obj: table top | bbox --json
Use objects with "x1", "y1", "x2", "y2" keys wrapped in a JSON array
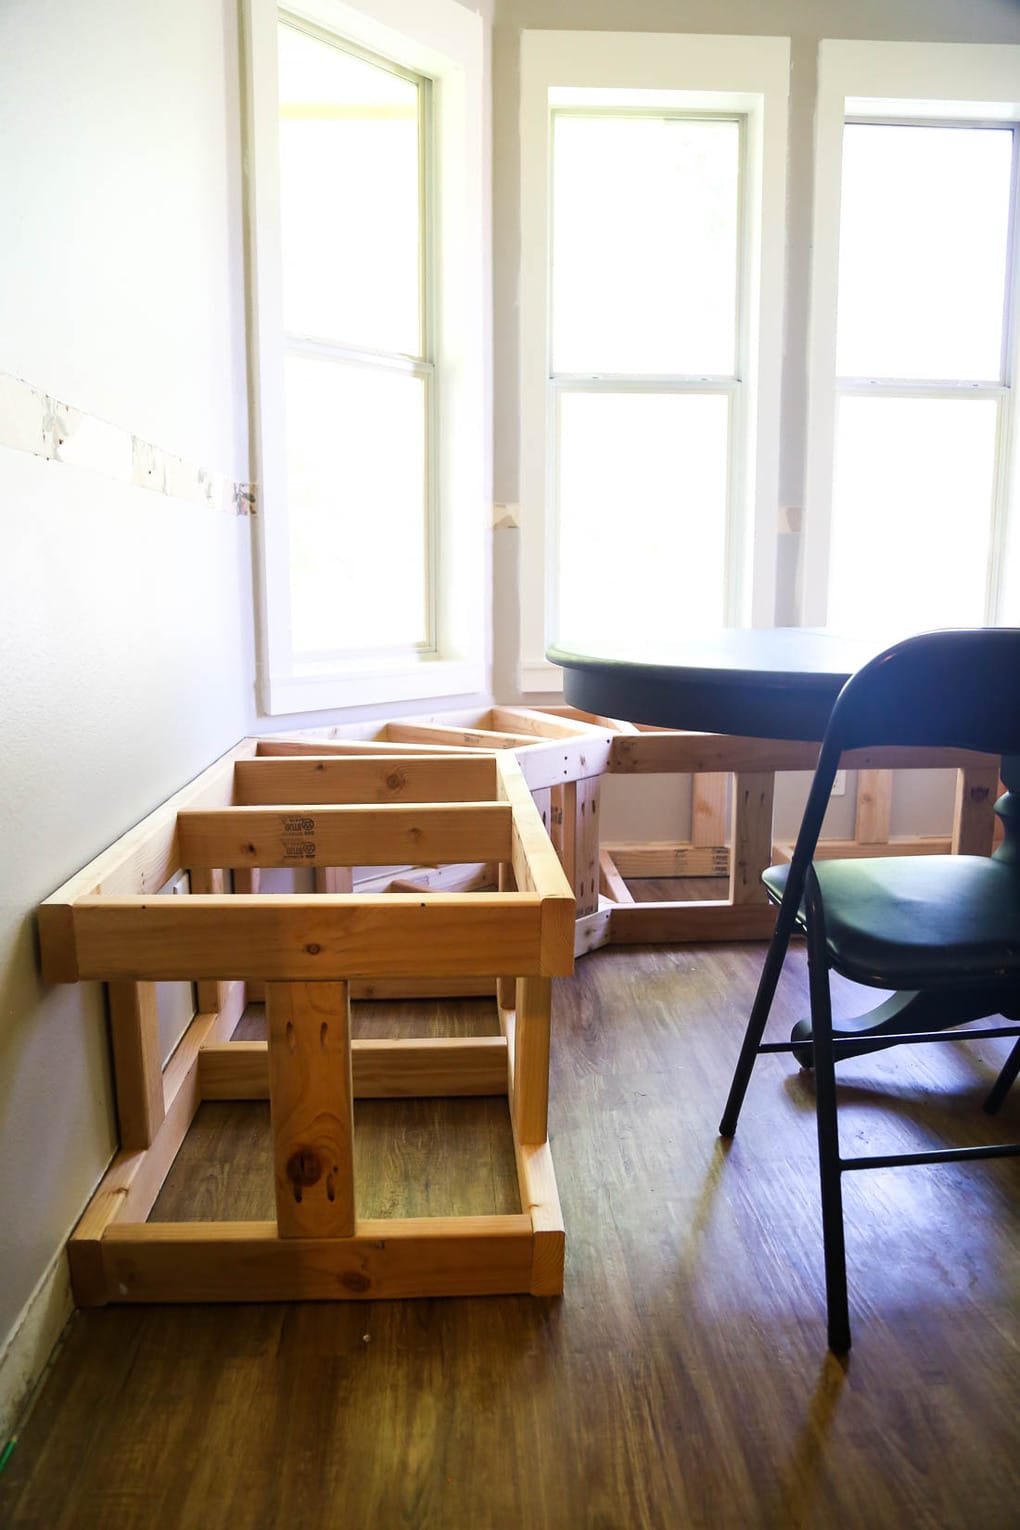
[{"x1": 547, "y1": 628, "x2": 889, "y2": 742}]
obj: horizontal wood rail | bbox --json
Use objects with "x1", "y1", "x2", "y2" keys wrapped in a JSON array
[
  {"x1": 234, "y1": 753, "x2": 499, "y2": 805},
  {"x1": 177, "y1": 802, "x2": 512, "y2": 869}
]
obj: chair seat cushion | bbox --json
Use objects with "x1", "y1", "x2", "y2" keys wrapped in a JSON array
[{"x1": 762, "y1": 855, "x2": 1020, "y2": 989}]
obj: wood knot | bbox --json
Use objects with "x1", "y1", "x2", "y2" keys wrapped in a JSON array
[
  {"x1": 341, "y1": 1271, "x2": 371, "y2": 1293},
  {"x1": 385, "y1": 771, "x2": 405, "y2": 791},
  {"x1": 305, "y1": 942, "x2": 321, "y2": 955},
  {"x1": 286, "y1": 1148, "x2": 322, "y2": 1197}
]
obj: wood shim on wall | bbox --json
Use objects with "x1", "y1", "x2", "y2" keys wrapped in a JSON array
[{"x1": 0, "y1": 370, "x2": 255, "y2": 516}]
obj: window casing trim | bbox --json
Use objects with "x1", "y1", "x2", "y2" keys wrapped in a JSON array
[{"x1": 517, "y1": 31, "x2": 790, "y2": 692}]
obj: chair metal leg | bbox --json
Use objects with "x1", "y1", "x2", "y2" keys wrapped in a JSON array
[
  {"x1": 983, "y1": 1037, "x2": 1020, "y2": 1116},
  {"x1": 719, "y1": 898, "x2": 798, "y2": 1137},
  {"x1": 805, "y1": 867, "x2": 851, "y2": 1353}
]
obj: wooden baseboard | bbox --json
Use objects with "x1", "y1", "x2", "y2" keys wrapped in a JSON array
[{"x1": 0, "y1": 1248, "x2": 74, "y2": 1442}]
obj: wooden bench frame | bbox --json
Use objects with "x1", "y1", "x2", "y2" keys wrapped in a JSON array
[
  {"x1": 39, "y1": 746, "x2": 574, "y2": 1306},
  {"x1": 259, "y1": 709, "x2": 1001, "y2": 960}
]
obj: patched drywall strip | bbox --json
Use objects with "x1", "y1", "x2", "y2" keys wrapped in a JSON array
[{"x1": 0, "y1": 371, "x2": 256, "y2": 515}]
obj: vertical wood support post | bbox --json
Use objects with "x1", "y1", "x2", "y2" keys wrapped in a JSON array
[
  {"x1": 855, "y1": 769, "x2": 893, "y2": 845},
  {"x1": 190, "y1": 868, "x2": 231, "y2": 1013},
  {"x1": 550, "y1": 780, "x2": 599, "y2": 916},
  {"x1": 107, "y1": 980, "x2": 165, "y2": 1149},
  {"x1": 952, "y1": 766, "x2": 1000, "y2": 856},
  {"x1": 572, "y1": 778, "x2": 600, "y2": 917},
  {"x1": 315, "y1": 867, "x2": 354, "y2": 893},
  {"x1": 234, "y1": 871, "x2": 260, "y2": 1006},
  {"x1": 692, "y1": 773, "x2": 729, "y2": 847},
  {"x1": 266, "y1": 981, "x2": 355, "y2": 1238},
  {"x1": 549, "y1": 783, "x2": 576, "y2": 889},
  {"x1": 514, "y1": 976, "x2": 552, "y2": 1145},
  {"x1": 530, "y1": 787, "x2": 552, "y2": 837},
  {"x1": 729, "y1": 772, "x2": 775, "y2": 905},
  {"x1": 497, "y1": 863, "x2": 517, "y2": 1013}
]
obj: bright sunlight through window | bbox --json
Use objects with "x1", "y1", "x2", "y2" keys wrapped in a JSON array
[
  {"x1": 277, "y1": 20, "x2": 431, "y2": 658},
  {"x1": 827, "y1": 122, "x2": 1016, "y2": 634},
  {"x1": 550, "y1": 112, "x2": 743, "y2": 648}
]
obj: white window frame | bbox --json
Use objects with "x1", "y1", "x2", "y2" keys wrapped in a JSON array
[
  {"x1": 518, "y1": 31, "x2": 790, "y2": 693},
  {"x1": 243, "y1": 0, "x2": 488, "y2": 715},
  {"x1": 803, "y1": 41, "x2": 1020, "y2": 629}
]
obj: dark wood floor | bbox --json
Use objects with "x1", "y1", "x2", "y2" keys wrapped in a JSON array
[{"x1": 2, "y1": 937, "x2": 1018, "y2": 1530}]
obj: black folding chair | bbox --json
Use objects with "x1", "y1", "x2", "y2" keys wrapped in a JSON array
[{"x1": 718, "y1": 628, "x2": 1020, "y2": 1351}]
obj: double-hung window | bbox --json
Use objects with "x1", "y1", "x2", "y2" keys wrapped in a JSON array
[
  {"x1": 245, "y1": 0, "x2": 486, "y2": 715},
  {"x1": 518, "y1": 33, "x2": 790, "y2": 690},
  {"x1": 551, "y1": 109, "x2": 743, "y2": 647},
  {"x1": 804, "y1": 42, "x2": 1020, "y2": 634}
]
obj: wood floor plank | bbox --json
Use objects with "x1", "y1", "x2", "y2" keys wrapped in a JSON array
[{"x1": 2, "y1": 947, "x2": 1017, "y2": 1530}]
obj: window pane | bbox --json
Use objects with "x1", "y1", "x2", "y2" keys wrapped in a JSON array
[
  {"x1": 551, "y1": 115, "x2": 740, "y2": 376},
  {"x1": 836, "y1": 125, "x2": 1013, "y2": 382},
  {"x1": 556, "y1": 392, "x2": 730, "y2": 645},
  {"x1": 278, "y1": 24, "x2": 421, "y2": 356},
  {"x1": 285, "y1": 355, "x2": 428, "y2": 654},
  {"x1": 827, "y1": 395, "x2": 998, "y2": 634}
]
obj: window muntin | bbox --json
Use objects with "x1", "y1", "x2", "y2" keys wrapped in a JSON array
[
  {"x1": 825, "y1": 119, "x2": 1017, "y2": 635},
  {"x1": 277, "y1": 16, "x2": 433, "y2": 659},
  {"x1": 549, "y1": 109, "x2": 745, "y2": 647}
]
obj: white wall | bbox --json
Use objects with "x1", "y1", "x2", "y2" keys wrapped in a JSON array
[{"x1": 0, "y1": 0, "x2": 254, "y2": 1430}]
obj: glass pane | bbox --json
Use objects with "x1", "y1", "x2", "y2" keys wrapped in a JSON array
[
  {"x1": 285, "y1": 355, "x2": 428, "y2": 654},
  {"x1": 278, "y1": 24, "x2": 421, "y2": 356},
  {"x1": 556, "y1": 392, "x2": 730, "y2": 645},
  {"x1": 836, "y1": 124, "x2": 1013, "y2": 382},
  {"x1": 551, "y1": 115, "x2": 740, "y2": 376},
  {"x1": 827, "y1": 395, "x2": 999, "y2": 635}
]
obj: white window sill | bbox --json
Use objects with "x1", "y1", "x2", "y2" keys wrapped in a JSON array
[
  {"x1": 262, "y1": 657, "x2": 486, "y2": 716},
  {"x1": 519, "y1": 658, "x2": 564, "y2": 693}
]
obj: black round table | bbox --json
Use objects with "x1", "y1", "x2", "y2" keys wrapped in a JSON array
[{"x1": 547, "y1": 628, "x2": 887, "y2": 743}]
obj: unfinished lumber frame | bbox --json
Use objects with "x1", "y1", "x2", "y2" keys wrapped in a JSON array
[
  {"x1": 596, "y1": 729, "x2": 999, "y2": 950},
  {"x1": 40, "y1": 747, "x2": 574, "y2": 1306},
  {"x1": 264, "y1": 710, "x2": 1000, "y2": 958}
]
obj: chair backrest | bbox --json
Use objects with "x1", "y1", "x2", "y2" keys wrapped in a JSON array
[
  {"x1": 825, "y1": 628, "x2": 1020, "y2": 757},
  {"x1": 785, "y1": 628, "x2": 1020, "y2": 898}
]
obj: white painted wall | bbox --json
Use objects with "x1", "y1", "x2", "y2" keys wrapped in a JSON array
[{"x1": 0, "y1": 0, "x2": 254, "y2": 1430}]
